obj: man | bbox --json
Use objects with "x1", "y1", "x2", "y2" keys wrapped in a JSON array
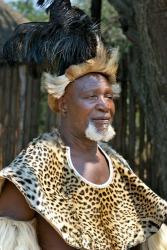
[
  {"x1": 0, "y1": 0, "x2": 167, "y2": 249},
  {"x1": 0, "y1": 74, "x2": 167, "y2": 249}
]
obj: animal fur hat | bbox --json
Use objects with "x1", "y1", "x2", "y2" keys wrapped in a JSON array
[{"x1": 3, "y1": 0, "x2": 120, "y2": 112}]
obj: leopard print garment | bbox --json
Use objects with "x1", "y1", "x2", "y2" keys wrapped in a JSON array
[{"x1": 0, "y1": 129, "x2": 166, "y2": 250}]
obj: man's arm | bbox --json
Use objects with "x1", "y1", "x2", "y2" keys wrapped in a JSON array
[
  {"x1": 36, "y1": 214, "x2": 76, "y2": 250},
  {"x1": 0, "y1": 180, "x2": 35, "y2": 220},
  {"x1": 0, "y1": 180, "x2": 75, "y2": 250},
  {"x1": 0, "y1": 180, "x2": 40, "y2": 250}
]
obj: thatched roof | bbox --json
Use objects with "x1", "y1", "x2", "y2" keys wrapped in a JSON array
[{"x1": 0, "y1": 0, "x2": 29, "y2": 62}]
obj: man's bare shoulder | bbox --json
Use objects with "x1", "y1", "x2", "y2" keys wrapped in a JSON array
[{"x1": 0, "y1": 180, "x2": 35, "y2": 221}]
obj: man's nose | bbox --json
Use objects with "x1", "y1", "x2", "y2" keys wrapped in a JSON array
[{"x1": 96, "y1": 96, "x2": 109, "y2": 112}]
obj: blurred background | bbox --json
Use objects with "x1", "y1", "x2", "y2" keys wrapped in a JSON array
[{"x1": 0, "y1": 0, "x2": 167, "y2": 198}]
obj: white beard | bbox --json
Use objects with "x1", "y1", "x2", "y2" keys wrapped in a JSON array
[{"x1": 85, "y1": 121, "x2": 116, "y2": 142}]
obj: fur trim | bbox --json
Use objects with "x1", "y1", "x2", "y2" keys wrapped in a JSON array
[
  {"x1": 42, "y1": 42, "x2": 119, "y2": 96},
  {"x1": 65, "y1": 42, "x2": 119, "y2": 83},
  {"x1": 0, "y1": 217, "x2": 40, "y2": 250},
  {"x1": 47, "y1": 94, "x2": 59, "y2": 112},
  {"x1": 42, "y1": 73, "x2": 70, "y2": 99}
]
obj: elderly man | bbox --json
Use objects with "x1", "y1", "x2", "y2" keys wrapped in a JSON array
[{"x1": 0, "y1": 0, "x2": 167, "y2": 249}]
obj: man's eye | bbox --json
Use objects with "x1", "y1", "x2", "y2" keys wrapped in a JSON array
[
  {"x1": 89, "y1": 95, "x2": 97, "y2": 99},
  {"x1": 105, "y1": 94, "x2": 114, "y2": 99}
]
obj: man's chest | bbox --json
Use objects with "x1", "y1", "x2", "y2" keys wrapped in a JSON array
[{"x1": 71, "y1": 156, "x2": 111, "y2": 185}]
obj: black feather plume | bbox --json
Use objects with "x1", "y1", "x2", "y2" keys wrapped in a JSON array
[{"x1": 3, "y1": 0, "x2": 99, "y2": 75}]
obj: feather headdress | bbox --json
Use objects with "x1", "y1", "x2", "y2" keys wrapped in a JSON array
[
  {"x1": 3, "y1": 0, "x2": 98, "y2": 74},
  {"x1": 3, "y1": 0, "x2": 120, "y2": 112}
]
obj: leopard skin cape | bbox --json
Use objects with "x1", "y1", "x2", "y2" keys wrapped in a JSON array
[{"x1": 0, "y1": 129, "x2": 167, "y2": 250}]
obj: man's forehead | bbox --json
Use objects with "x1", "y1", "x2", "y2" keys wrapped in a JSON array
[
  {"x1": 64, "y1": 73, "x2": 112, "y2": 98},
  {"x1": 73, "y1": 73, "x2": 111, "y2": 92}
]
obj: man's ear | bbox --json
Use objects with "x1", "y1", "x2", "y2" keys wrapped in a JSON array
[{"x1": 58, "y1": 96, "x2": 68, "y2": 114}]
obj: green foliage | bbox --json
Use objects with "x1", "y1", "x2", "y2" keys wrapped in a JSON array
[{"x1": 7, "y1": 0, "x2": 48, "y2": 21}]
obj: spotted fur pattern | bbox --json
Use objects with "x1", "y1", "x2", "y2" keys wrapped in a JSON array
[{"x1": 0, "y1": 130, "x2": 167, "y2": 250}]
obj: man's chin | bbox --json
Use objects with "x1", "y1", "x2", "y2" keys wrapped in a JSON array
[{"x1": 85, "y1": 122, "x2": 116, "y2": 142}]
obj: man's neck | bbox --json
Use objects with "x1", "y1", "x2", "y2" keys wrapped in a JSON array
[
  {"x1": 59, "y1": 125, "x2": 110, "y2": 185},
  {"x1": 59, "y1": 126, "x2": 98, "y2": 156}
]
